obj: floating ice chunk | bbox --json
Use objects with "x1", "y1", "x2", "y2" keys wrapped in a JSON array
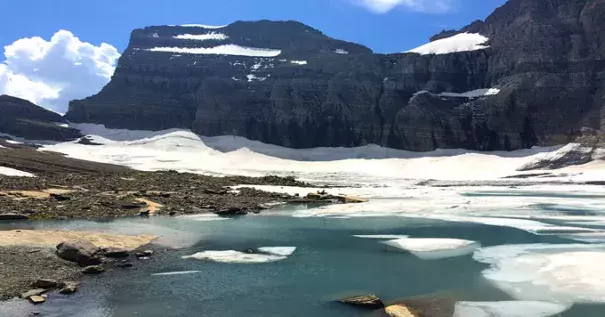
[
  {"x1": 290, "y1": 60, "x2": 307, "y2": 65},
  {"x1": 406, "y1": 33, "x2": 489, "y2": 55},
  {"x1": 353, "y1": 235, "x2": 409, "y2": 239},
  {"x1": 5, "y1": 140, "x2": 22, "y2": 145},
  {"x1": 148, "y1": 44, "x2": 281, "y2": 57},
  {"x1": 174, "y1": 33, "x2": 228, "y2": 41},
  {"x1": 177, "y1": 214, "x2": 231, "y2": 221},
  {"x1": 152, "y1": 270, "x2": 201, "y2": 276},
  {"x1": 180, "y1": 24, "x2": 227, "y2": 29},
  {"x1": 257, "y1": 246, "x2": 297, "y2": 256},
  {"x1": 183, "y1": 249, "x2": 293, "y2": 263},
  {"x1": 440, "y1": 88, "x2": 500, "y2": 98},
  {"x1": 0, "y1": 167, "x2": 34, "y2": 177},
  {"x1": 473, "y1": 244, "x2": 605, "y2": 303},
  {"x1": 382, "y1": 238, "x2": 479, "y2": 260},
  {"x1": 335, "y1": 49, "x2": 349, "y2": 54},
  {"x1": 453, "y1": 301, "x2": 571, "y2": 317}
]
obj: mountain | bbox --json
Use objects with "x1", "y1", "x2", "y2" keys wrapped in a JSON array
[
  {"x1": 66, "y1": 0, "x2": 605, "y2": 151},
  {"x1": 0, "y1": 95, "x2": 82, "y2": 141}
]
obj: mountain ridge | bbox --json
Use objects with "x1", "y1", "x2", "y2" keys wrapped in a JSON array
[{"x1": 65, "y1": 0, "x2": 605, "y2": 151}]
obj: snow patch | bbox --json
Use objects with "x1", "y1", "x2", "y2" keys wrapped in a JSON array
[
  {"x1": 180, "y1": 24, "x2": 227, "y2": 29},
  {"x1": 440, "y1": 88, "x2": 501, "y2": 98},
  {"x1": 247, "y1": 74, "x2": 266, "y2": 82},
  {"x1": 148, "y1": 45, "x2": 281, "y2": 57},
  {"x1": 473, "y1": 244, "x2": 605, "y2": 303},
  {"x1": 453, "y1": 301, "x2": 571, "y2": 317},
  {"x1": 382, "y1": 238, "x2": 480, "y2": 260},
  {"x1": 174, "y1": 33, "x2": 228, "y2": 41},
  {"x1": 0, "y1": 167, "x2": 35, "y2": 177},
  {"x1": 335, "y1": 49, "x2": 349, "y2": 54},
  {"x1": 290, "y1": 60, "x2": 308, "y2": 65},
  {"x1": 407, "y1": 33, "x2": 489, "y2": 55}
]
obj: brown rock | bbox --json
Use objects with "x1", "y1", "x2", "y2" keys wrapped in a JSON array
[
  {"x1": 56, "y1": 240, "x2": 102, "y2": 267},
  {"x1": 385, "y1": 304, "x2": 418, "y2": 317},
  {"x1": 338, "y1": 294, "x2": 384, "y2": 309},
  {"x1": 20, "y1": 289, "x2": 46, "y2": 299},
  {"x1": 32, "y1": 279, "x2": 58, "y2": 289},
  {"x1": 81, "y1": 265, "x2": 105, "y2": 274},
  {"x1": 28, "y1": 295, "x2": 46, "y2": 304},
  {"x1": 58, "y1": 281, "x2": 78, "y2": 294}
]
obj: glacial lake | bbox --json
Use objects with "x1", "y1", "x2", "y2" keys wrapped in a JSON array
[{"x1": 2, "y1": 204, "x2": 605, "y2": 317}]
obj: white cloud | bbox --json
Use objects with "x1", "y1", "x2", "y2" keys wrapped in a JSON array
[
  {"x1": 354, "y1": 0, "x2": 456, "y2": 14},
  {"x1": 0, "y1": 30, "x2": 120, "y2": 113}
]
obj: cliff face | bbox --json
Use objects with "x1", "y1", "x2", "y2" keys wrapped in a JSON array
[
  {"x1": 0, "y1": 95, "x2": 81, "y2": 141},
  {"x1": 66, "y1": 0, "x2": 605, "y2": 151}
]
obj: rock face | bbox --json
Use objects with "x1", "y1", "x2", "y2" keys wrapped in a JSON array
[
  {"x1": 67, "y1": 0, "x2": 605, "y2": 151},
  {"x1": 0, "y1": 95, "x2": 82, "y2": 141}
]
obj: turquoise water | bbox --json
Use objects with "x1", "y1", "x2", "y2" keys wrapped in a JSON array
[{"x1": 2, "y1": 213, "x2": 605, "y2": 317}]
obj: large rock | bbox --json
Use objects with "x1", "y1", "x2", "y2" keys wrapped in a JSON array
[
  {"x1": 66, "y1": 0, "x2": 605, "y2": 152},
  {"x1": 58, "y1": 281, "x2": 78, "y2": 294},
  {"x1": 338, "y1": 294, "x2": 384, "y2": 309},
  {"x1": 81, "y1": 265, "x2": 105, "y2": 274},
  {"x1": 31, "y1": 279, "x2": 58, "y2": 289},
  {"x1": 56, "y1": 240, "x2": 102, "y2": 267}
]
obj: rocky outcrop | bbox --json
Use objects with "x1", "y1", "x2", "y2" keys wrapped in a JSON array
[
  {"x1": 67, "y1": 0, "x2": 605, "y2": 151},
  {"x1": 0, "y1": 95, "x2": 82, "y2": 141},
  {"x1": 338, "y1": 294, "x2": 384, "y2": 309}
]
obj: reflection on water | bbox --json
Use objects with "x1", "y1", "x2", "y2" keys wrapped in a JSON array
[{"x1": 1, "y1": 213, "x2": 605, "y2": 317}]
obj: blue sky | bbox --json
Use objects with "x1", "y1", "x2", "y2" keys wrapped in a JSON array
[
  {"x1": 0, "y1": 0, "x2": 507, "y2": 113},
  {"x1": 0, "y1": 0, "x2": 506, "y2": 53}
]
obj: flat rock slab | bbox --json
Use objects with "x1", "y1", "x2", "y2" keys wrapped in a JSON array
[
  {"x1": 0, "y1": 230, "x2": 156, "y2": 250},
  {"x1": 385, "y1": 304, "x2": 417, "y2": 317},
  {"x1": 20, "y1": 289, "x2": 46, "y2": 299},
  {"x1": 28, "y1": 295, "x2": 46, "y2": 304}
]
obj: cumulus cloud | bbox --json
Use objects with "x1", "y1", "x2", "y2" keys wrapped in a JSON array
[
  {"x1": 0, "y1": 30, "x2": 120, "y2": 113},
  {"x1": 354, "y1": 0, "x2": 456, "y2": 14}
]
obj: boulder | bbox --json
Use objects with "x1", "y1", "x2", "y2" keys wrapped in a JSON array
[
  {"x1": 0, "y1": 213, "x2": 29, "y2": 221},
  {"x1": 20, "y1": 289, "x2": 46, "y2": 299},
  {"x1": 385, "y1": 304, "x2": 418, "y2": 317},
  {"x1": 81, "y1": 265, "x2": 105, "y2": 274},
  {"x1": 338, "y1": 294, "x2": 384, "y2": 309},
  {"x1": 58, "y1": 281, "x2": 78, "y2": 294},
  {"x1": 28, "y1": 295, "x2": 46, "y2": 304},
  {"x1": 56, "y1": 240, "x2": 102, "y2": 267},
  {"x1": 32, "y1": 279, "x2": 58, "y2": 289}
]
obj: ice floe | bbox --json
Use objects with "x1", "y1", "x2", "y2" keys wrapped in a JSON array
[
  {"x1": 353, "y1": 235, "x2": 409, "y2": 239},
  {"x1": 473, "y1": 244, "x2": 605, "y2": 303},
  {"x1": 382, "y1": 238, "x2": 480, "y2": 260},
  {"x1": 174, "y1": 33, "x2": 228, "y2": 41},
  {"x1": 257, "y1": 246, "x2": 297, "y2": 256},
  {"x1": 406, "y1": 33, "x2": 490, "y2": 55},
  {"x1": 0, "y1": 166, "x2": 35, "y2": 177},
  {"x1": 453, "y1": 301, "x2": 571, "y2": 317},
  {"x1": 290, "y1": 60, "x2": 308, "y2": 65},
  {"x1": 148, "y1": 44, "x2": 281, "y2": 57},
  {"x1": 152, "y1": 270, "x2": 201, "y2": 276},
  {"x1": 183, "y1": 247, "x2": 296, "y2": 263}
]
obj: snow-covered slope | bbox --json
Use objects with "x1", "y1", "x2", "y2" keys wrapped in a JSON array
[{"x1": 406, "y1": 33, "x2": 490, "y2": 55}]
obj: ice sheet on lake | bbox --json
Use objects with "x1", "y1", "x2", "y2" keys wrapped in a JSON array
[
  {"x1": 453, "y1": 301, "x2": 571, "y2": 317},
  {"x1": 183, "y1": 249, "x2": 293, "y2": 263},
  {"x1": 407, "y1": 33, "x2": 489, "y2": 55},
  {"x1": 382, "y1": 238, "x2": 480, "y2": 260},
  {"x1": 474, "y1": 243, "x2": 605, "y2": 303}
]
